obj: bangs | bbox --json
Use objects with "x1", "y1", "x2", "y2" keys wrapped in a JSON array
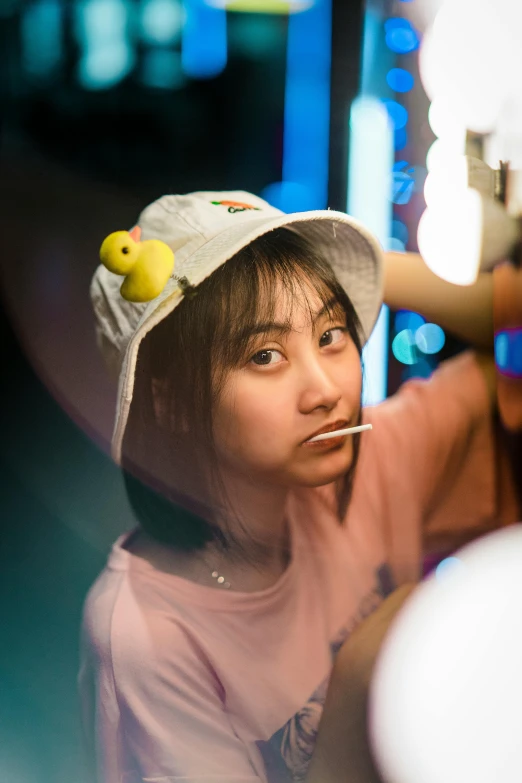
[{"x1": 205, "y1": 227, "x2": 362, "y2": 379}]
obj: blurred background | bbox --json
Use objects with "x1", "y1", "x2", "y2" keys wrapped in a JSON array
[{"x1": 0, "y1": 0, "x2": 494, "y2": 780}]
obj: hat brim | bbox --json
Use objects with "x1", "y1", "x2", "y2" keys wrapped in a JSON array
[{"x1": 112, "y1": 209, "x2": 383, "y2": 464}]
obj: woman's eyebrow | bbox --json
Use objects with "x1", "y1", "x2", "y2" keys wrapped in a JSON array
[{"x1": 243, "y1": 297, "x2": 342, "y2": 339}]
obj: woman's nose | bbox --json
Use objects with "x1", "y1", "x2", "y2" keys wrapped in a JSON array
[{"x1": 297, "y1": 358, "x2": 342, "y2": 413}]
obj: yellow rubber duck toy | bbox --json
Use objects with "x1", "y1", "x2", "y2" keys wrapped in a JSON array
[{"x1": 99, "y1": 226, "x2": 175, "y2": 302}]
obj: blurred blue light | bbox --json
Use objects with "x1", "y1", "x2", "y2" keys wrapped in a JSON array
[
  {"x1": 348, "y1": 96, "x2": 393, "y2": 406},
  {"x1": 386, "y1": 67, "x2": 414, "y2": 93},
  {"x1": 21, "y1": 0, "x2": 63, "y2": 77},
  {"x1": 385, "y1": 19, "x2": 419, "y2": 54},
  {"x1": 392, "y1": 218, "x2": 408, "y2": 245},
  {"x1": 392, "y1": 329, "x2": 418, "y2": 365},
  {"x1": 384, "y1": 17, "x2": 407, "y2": 31},
  {"x1": 230, "y1": 14, "x2": 283, "y2": 58},
  {"x1": 261, "y1": 182, "x2": 316, "y2": 212},
  {"x1": 74, "y1": 0, "x2": 128, "y2": 47},
  {"x1": 182, "y1": 0, "x2": 227, "y2": 79},
  {"x1": 495, "y1": 332, "x2": 509, "y2": 370},
  {"x1": 495, "y1": 328, "x2": 522, "y2": 378},
  {"x1": 402, "y1": 357, "x2": 433, "y2": 379},
  {"x1": 282, "y1": 0, "x2": 331, "y2": 210},
  {"x1": 416, "y1": 323, "x2": 446, "y2": 354},
  {"x1": 392, "y1": 161, "x2": 415, "y2": 205},
  {"x1": 141, "y1": 48, "x2": 185, "y2": 88},
  {"x1": 141, "y1": 0, "x2": 183, "y2": 45},
  {"x1": 78, "y1": 41, "x2": 134, "y2": 89},
  {"x1": 383, "y1": 99, "x2": 408, "y2": 130},
  {"x1": 395, "y1": 310, "x2": 425, "y2": 333},
  {"x1": 394, "y1": 127, "x2": 407, "y2": 151},
  {"x1": 436, "y1": 557, "x2": 464, "y2": 581},
  {"x1": 385, "y1": 238, "x2": 405, "y2": 252}
]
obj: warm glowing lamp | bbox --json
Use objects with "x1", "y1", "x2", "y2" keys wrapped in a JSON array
[
  {"x1": 370, "y1": 525, "x2": 522, "y2": 783},
  {"x1": 428, "y1": 97, "x2": 466, "y2": 149},
  {"x1": 418, "y1": 0, "x2": 506, "y2": 133},
  {"x1": 424, "y1": 156, "x2": 496, "y2": 208},
  {"x1": 418, "y1": 189, "x2": 519, "y2": 285}
]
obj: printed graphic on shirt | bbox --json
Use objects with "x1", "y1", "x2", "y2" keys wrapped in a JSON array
[
  {"x1": 256, "y1": 563, "x2": 395, "y2": 783},
  {"x1": 211, "y1": 200, "x2": 262, "y2": 214}
]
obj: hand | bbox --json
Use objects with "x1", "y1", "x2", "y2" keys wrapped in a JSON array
[
  {"x1": 333, "y1": 583, "x2": 417, "y2": 695},
  {"x1": 306, "y1": 584, "x2": 416, "y2": 783}
]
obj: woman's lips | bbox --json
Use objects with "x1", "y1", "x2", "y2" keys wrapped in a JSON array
[
  {"x1": 301, "y1": 433, "x2": 348, "y2": 449},
  {"x1": 302, "y1": 420, "x2": 350, "y2": 444}
]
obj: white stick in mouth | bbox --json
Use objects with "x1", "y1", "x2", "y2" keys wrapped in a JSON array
[{"x1": 307, "y1": 423, "x2": 373, "y2": 442}]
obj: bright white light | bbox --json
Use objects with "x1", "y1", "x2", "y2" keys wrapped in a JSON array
[
  {"x1": 425, "y1": 139, "x2": 465, "y2": 173},
  {"x1": 419, "y1": 0, "x2": 505, "y2": 133},
  {"x1": 423, "y1": 156, "x2": 468, "y2": 207},
  {"x1": 428, "y1": 97, "x2": 466, "y2": 147},
  {"x1": 418, "y1": 189, "x2": 519, "y2": 284},
  {"x1": 423, "y1": 155, "x2": 495, "y2": 208},
  {"x1": 370, "y1": 525, "x2": 522, "y2": 783},
  {"x1": 417, "y1": 190, "x2": 483, "y2": 285}
]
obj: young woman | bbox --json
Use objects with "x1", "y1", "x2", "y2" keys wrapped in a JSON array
[{"x1": 81, "y1": 190, "x2": 517, "y2": 783}]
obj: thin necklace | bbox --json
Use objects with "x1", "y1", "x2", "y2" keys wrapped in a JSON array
[{"x1": 210, "y1": 569, "x2": 231, "y2": 589}]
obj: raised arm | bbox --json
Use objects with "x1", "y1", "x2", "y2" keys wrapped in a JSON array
[
  {"x1": 383, "y1": 251, "x2": 496, "y2": 403},
  {"x1": 383, "y1": 251, "x2": 493, "y2": 350}
]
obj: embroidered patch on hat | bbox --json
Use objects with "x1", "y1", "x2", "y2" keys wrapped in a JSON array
[{"x1": 211, "y1": 200, "x2": 262, "y2": 214}]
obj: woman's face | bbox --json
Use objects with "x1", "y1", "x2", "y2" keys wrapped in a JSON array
[{"x1": 212, "y1": 279, "x2": 362, "y2": 489}]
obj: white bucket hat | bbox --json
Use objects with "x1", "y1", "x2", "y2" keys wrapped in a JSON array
[{"x1": 90, "y1": 190, "x2": 384, "y2": 464}]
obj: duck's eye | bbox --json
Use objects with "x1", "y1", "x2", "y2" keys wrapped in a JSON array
[{"x1": 122, "y1": 246, "x2": 130, "y2": 255}]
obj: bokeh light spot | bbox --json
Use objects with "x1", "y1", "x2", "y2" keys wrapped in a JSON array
[
  {"x1": 386, "y1": 67, "x2": 414, "y2": 93},
  {"x1": 394, "y1": 128, "x2": 407, "y2": 151},
  {"x1": 495, "y1": 328, "x2": 522, "y2": 377},
  {"x1": 385, "y1": 19, "x2": 419, "y2": 54},
  {"x1": 141, "y1": 49, "x2": 185, "y2": 88},
  {"x1": 385, "y1": 238, "x2": 406, "y2": 252},
  {"x1": 383, "y1": 99, "x2": 408, "y2": 130},
  {"x1": 392, "y1": 218, "x2": 409, "y2": 245},
  {"x1": 141, "y1": 0, "x2": 183, "y2": 45},
  {"x1": 395, "y1": 310, "x2": 425, "y2": 333},
  {"x1": 401, "y1": 357, "x2": 433, "y2": 379},
  {"x1": 415, "y1": 323, "x2": 446, "y2": 354},
  {"x1": 77, "y1": 42, "x2": 134, "y2": 89},
  {"x1": 495, "y1": 332, "x2": 509, "y2": 371},
  {"x1": 435, "y1": 556, "x2": 465, "y2": 581},
  {"x1": 392, "y1": 329, "x2": 418, "y2": 365},
  {"x1": 21, "y1": 0, "x2": 63, "y2": 77},
  {"x1": 392, "y1": 161, "x2": 415, "y2": 205}
]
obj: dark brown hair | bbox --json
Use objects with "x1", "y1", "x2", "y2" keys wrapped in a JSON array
[{"x1": 122, "y1": 226, "x2": 363, "y2": 555}]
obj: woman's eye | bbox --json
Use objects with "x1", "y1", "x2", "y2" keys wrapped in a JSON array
[
  {"x1": 250, "y1": 349, "x2": 284, "y2": 366},
  {"x1": 319, "y1": 327, "x2": 347, "y2": 347}
]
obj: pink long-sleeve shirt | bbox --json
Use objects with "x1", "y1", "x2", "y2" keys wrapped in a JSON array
[{"x1": 79, "y1": 352, "x2": 516, "y2": 783}]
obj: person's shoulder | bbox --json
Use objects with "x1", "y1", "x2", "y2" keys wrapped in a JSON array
[
  {"x1": 82, "y1": 562, "x2": 203, "y2": 682},
  {"x1": 364, "y1": 352, "x2": 488, "y2": 434}
]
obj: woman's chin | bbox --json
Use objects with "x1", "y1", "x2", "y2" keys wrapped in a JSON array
[{"x1": 293, "y1": 448, "x2": 353, "y2": 487}]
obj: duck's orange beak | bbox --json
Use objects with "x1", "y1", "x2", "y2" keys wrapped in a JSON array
[{"x1": 129, "y1": 225, "x2": 141, "y2": 242}]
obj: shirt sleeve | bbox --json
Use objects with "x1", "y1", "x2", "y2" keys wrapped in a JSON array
[
  {"x1": 364, "y1": 351, "x2": 515, "y2": 563},
  {"x1": 80, "y1": 571, "x2": 262, "y2": 783}
]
